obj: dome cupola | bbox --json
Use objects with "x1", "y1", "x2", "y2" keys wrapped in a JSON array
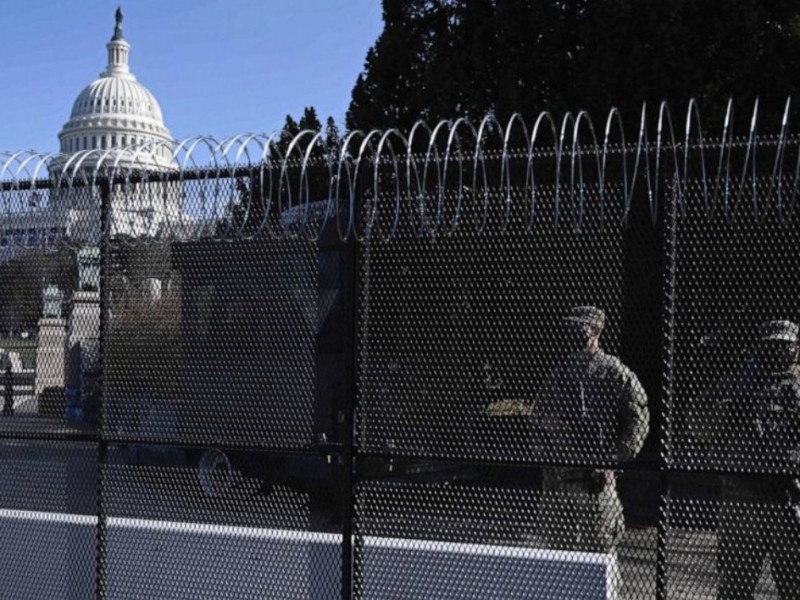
[{"x1": 103, "y1": 7, "x2": 133, "y2": 79}]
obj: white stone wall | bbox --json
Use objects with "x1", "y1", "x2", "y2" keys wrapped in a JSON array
[{"x1": 34, "y1": 317, "x2": 66, "y2": 397}]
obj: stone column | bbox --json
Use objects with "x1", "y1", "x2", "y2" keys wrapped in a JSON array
[
  {"x1": 65, "y1": 247, "x2": 102, "y2": 423},
  {"x1": 35, "y1": 285, "x2": 67, "y2": 415},
  {"x1": 34, "y1": 317, "x2": 67, "y2": 397}
]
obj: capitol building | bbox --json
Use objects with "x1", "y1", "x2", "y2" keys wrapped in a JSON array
[{"x1": 1, "y1": 9, "x2": 187, "y2": 246}]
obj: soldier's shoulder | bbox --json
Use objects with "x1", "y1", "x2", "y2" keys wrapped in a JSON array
[
  {"x1": 600, "y1": 353, "x2": 647, "y2": 393},
  {"x1": 787, "y1": 364, "x2": 800, "y2": 381},
  {"x1": 595, "y1": 351, "x2": 634, "y2": 377},
  {"x1": 782, "y1": 365, "x2": 800, "y2": 393}
]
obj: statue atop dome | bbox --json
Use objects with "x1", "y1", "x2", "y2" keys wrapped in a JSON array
[{"x1": 112, "y1": 7, "x2": 124, "y2": 41}]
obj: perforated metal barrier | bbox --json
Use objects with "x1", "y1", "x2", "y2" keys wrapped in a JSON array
[{"x1": 0, "y1": 102, "x2": 798, "y2": 598}]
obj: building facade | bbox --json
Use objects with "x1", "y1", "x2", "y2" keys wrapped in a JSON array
[{"x1": 0, "y1": 8, "x2": 185, "y2": 246}]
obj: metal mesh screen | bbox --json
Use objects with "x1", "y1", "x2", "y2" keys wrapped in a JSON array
[
  {"x1": 354, "y1": 474, "x2": 656, "y2": 599},
  {"x1": 665, "y1": 154, "x2": 800, "y2": 597},
  {"x1": 101, "y1": 186, "x2": 346, "y2": 597},
  {"x1": 105, "y1": 236, "x2": 322, "y2": 448},
  {"x1": 0, "y1": 186, "x2": 98, "y2": 434},
  {"x1": 0, "y1": 440, "x2": 97, "y2": 600},
  {"x1": 666, "y1": 486, "x2": 800, "y2": 599},
  {"x1": 4, "y1": 107, "x2": 800, "y2": 598},
  {"x1": 103, "y1": 445, "x2": 342, "y2": 599},
  {"x1": 671, "y1": 176, "x2": 800, "y2": 474},
  {"x1": 358, "y1": 182, "x2": 638, "y2": 463},
  {"x1": 355, "y1": 153, "x2": 656, "y2": 597}
]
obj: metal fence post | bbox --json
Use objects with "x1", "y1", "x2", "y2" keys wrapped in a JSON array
[
  {"x1": 95, "y1": 175, "x2": 112, "y2": 600},
  {"x1": 341, "y1": 236, "x2": 357, "y2": 600},
  {"x1": 656, "y1": 180, "x2": 678, "y2": 600},
  {"x1": 2, "y1": 360, "x2": 13, "y2": 415}
]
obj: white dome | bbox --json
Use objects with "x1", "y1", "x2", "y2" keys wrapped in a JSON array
[
  {"x1": 55, "y1": 9, "x2": 174, "y2": 168},
  {"x1": 69, "y1": 76, "x2": 165, "y2": 124},
  {"x1": 39, "y1": 9, "x2": 188, "y2": 242}
]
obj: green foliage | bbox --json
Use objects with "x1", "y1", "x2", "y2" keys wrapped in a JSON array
[
  {"x1": 0, "y1": 248, "x2": 76, "y2": 335},
  {"x1": 347, "y1": 0, "x2": 800, "y2": 131},
  {"x1": 108, "y1": 240, "x2": 182, "y2": 401},
  {"x1": 109, "y1": 238, "x2": 176, "y2": 305},
  {"x1": 222, "y1": 107, "x2": 343, "y2": 236},
  {"x1": 108, "y1": 285, "x2": 181, "y2": 401}
]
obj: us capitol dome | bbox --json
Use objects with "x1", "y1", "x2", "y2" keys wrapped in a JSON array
[
  {"x1": 15, "y1": 7, "x2": 188, "y2": 243},
  {"x1": 56, "y1": 8, "x2": 174, "y2": 170}
]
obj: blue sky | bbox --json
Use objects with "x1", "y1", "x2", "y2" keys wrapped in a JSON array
[{"x1": 0, "y1": 0, "x2": 383, "y2": 152}]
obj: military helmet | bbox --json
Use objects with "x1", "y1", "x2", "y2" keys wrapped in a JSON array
[
  {"x1": 759, "y1": 320, "x2": 800, "y2": 343},
  {"x1": 564, "y1": 306, "x2": 606, "y2": 330}
]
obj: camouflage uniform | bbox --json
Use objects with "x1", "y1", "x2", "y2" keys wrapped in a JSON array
[
  {"x1": 535, "y1": 307, "x2": 649, "y2": 553},
  {"x1": 711, "y1": 321, "x2": 800, "y2": 599}
]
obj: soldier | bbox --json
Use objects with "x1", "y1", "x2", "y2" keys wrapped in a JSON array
[
  {"x1": 534, "y1": 306, "x2": 649, "y2": 552},
  {"x1": 711, "y1": 320, "x2": 800, "y2": 599}
]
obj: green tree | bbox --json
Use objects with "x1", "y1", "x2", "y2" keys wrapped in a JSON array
[
  {"x1": 222, "y1": 108, "x2": 342, "y2": 236},
  {"x1": 347, "y1": 0, "x2": 800, "y2": 131},
  {"x1": 347, "y1": 0, "x2": 453, "y2": 131},
  {"x1": 0, "y1": 248, "x2": 77, "y2": 336},
  {"x1": 324, "y1": 117, "x2": 341, "y2": 166}
]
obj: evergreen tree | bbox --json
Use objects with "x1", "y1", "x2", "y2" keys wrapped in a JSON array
[
  {"x1": 299, "y1": 107, "x2": 322, "y2": 133},
  {"x1": 346, "y1": 0, "x2": 453, "y2": 131},
  {"x1": 347, "y1": 0, "x2": 800, "y2": 131},
  {"x1": 324, "y1": 117, "x2": 341, "y2": 166},
  {"x1": 223, "y1": 108, "x2": 342, "y2": 235}
]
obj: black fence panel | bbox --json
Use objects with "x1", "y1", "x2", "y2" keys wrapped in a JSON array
[
  {"x1": 354, "y1": 469, "x2": 658, "y2": 599},
  {"x1": 358, "y1": 182, "x2": 634, "y2": 463},
  {"x1": 671, "y1": 170, "x2": 800, "y2": 474},
  {"x1": 665, "y1": 140, "x2": 800, "y2": 598},
  {"x1": 0, "y1": 440, "x2": 97, "y2": 600},
  {"x1": 102, "y1": 445, "x2": 342, "y2": 599},
  {"x1": 2, "y1": 109, "x2": 800, "y2": 598},
  {"x1": 104, "y1": 236, "x2": 333, "y2": 449},
  {"x1": 665, "y1": 479, "x2": 800, "y2": 599}
]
